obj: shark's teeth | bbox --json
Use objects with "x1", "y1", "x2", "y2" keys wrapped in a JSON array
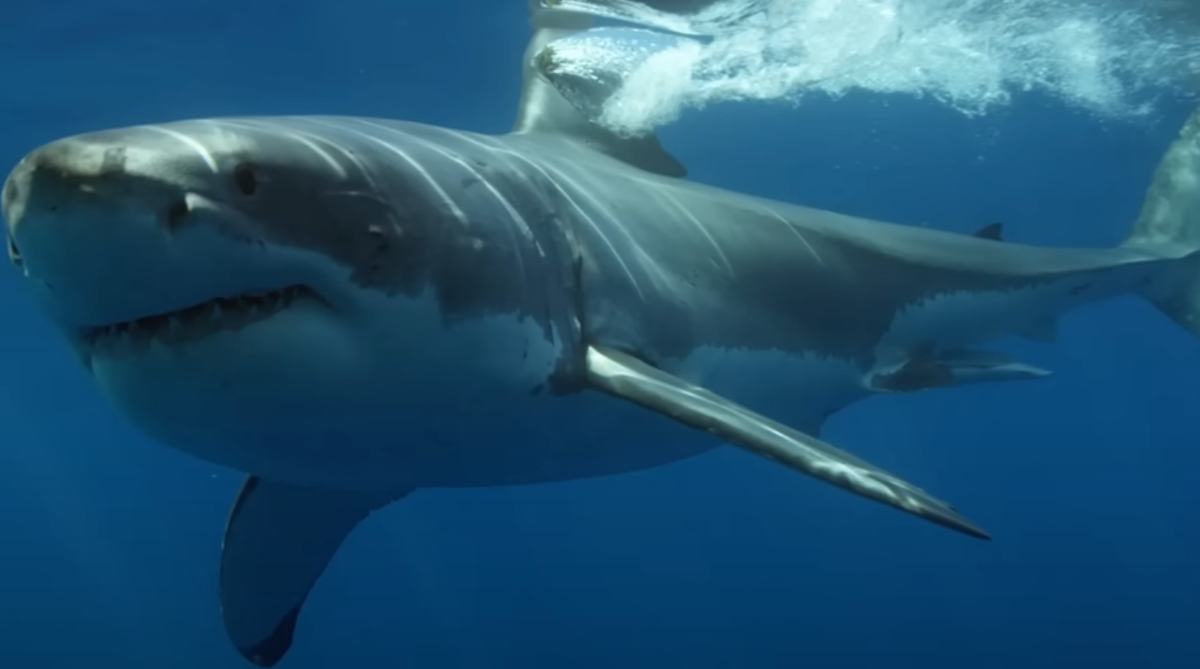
[{"x1": 82, "y1": 285, "x2": 315, "y2": 352}]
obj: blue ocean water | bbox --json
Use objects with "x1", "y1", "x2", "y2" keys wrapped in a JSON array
[{"x1": 1, "y1": 1, "x2": 1197, "y2": 668}]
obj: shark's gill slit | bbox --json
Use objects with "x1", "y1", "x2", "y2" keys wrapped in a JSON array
[
  {"x1": 5, "y1": 232, "x2": 19, "y2": 264},
  {"x1": 81, "y1": 285, "x2": 319, "y2": 347},
  {"x1": 164, "y1": 198, "x2": 190, "y2": 229}
]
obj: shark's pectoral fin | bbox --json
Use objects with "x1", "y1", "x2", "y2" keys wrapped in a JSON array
[
  {"x1": 220, "y1": 477, "x2": 413, "y2": 667},
  {"x1": 584, "y1": 345, "x2": 990, "y2": 540}
]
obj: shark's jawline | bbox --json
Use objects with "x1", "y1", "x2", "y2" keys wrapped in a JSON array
[{"x1": 82, "y1": 284, "x2": 320, "y2": 353}]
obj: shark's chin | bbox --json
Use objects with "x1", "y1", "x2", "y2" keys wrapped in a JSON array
[{"x1": 83, "y1": 300, "x2": 394, "y2": 485}]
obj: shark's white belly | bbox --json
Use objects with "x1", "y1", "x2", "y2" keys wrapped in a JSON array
[
  {"x1": 86, "y1": 256, "x2": 1138, "y2": 494},
  {"x1": 81, "y1": 261, "x2": 1150, "y2": 493},
  {"x1": 80, "y1": 290, "x2": 686, "y2": 491},
  {"x1": 84, "y1": 285, "x2": 879, "y2": 492},
  {"x1": 662, "y1": 346, "x2": 870, "y2": 431}
]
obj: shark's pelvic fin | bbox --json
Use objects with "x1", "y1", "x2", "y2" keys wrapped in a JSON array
[
  {"x1": 584, "y1": 345, "x2": 990, "y2": 540},
  {"x1": 220, "y1": 477, "x2": 413, "y2": 667},
  {"x1": 935, "y1": 348, "x2": 1052, "y2": 385},
  {"x1": 513, "y1": 1, "x2": 687, "y2": 178},
  {"x1": 868, "y1": 347, "x2": 1051, "y2": 393},
  {"x1": 867, "y1": 349, "x2": 955, "y2": 393}
]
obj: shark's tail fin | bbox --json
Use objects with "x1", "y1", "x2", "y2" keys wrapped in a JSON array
[{"x1": 1123, "y1": 105, "x2": 1200, "y2": 336}]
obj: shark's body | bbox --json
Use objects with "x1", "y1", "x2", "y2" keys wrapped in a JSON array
[{"x1": 5, "y1": 2, "x2": 1200, "y2": 666}]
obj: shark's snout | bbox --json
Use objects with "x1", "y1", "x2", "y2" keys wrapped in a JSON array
[
  {"x1": 3, "y1": 130, "x2": 210, "y2": 242},
  {"x1": 0, "y1": 128, "x2": 319, "y2": 338}
]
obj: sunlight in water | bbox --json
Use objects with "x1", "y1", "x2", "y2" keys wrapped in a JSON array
[{"x1": 537, "y1": 0, "x2": 1200, "y2": 136}]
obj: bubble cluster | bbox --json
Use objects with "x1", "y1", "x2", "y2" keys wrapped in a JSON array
[{"x1": 555, "y1": 0, "x2": 1200, "y2": 135}]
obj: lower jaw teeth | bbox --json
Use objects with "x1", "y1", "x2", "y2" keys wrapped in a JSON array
[{"x1": 86, "y1": 286, "x2": 311, "y2": 349}]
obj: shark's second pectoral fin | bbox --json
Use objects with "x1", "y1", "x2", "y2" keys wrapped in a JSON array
[
  {"x1": 220, "y1": 477, "x2": 413, "y2": 667},
  {"x1": 584, "y1": 345, "x2": 990, "y2": 540}
]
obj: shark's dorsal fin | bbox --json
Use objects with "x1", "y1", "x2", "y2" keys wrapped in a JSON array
[
  {"x1": 972, "y1": 222, "x2": 1004, "y2": 241},
  {"x1": 512, "y1": 2, "x2": 687, "y2": 178}
]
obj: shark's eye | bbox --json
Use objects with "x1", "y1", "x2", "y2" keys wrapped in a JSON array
[
  {"x1": 233, "y1": 162, "x2": 258, "y2": 196},
  {"x1": 6, "y1": 232, "x2": 21, "y2": 265}
]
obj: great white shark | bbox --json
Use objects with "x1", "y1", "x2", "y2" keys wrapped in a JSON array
[{"x1": 4, "y1": 1, "x2": 1200, "y2": 665}]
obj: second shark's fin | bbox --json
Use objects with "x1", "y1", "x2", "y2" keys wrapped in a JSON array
[
  {"x1": 513, "y1": 1, "x2": 687, "y2": 178},
  {"x1": 972, "y1": 222, "x2": 1004, "y2": 241},
  {"x1": 584, "y1": 345, "x2": 990, "y2": 540},
  {"x1": 527, "y1": 0, "x2": 724, "y2": 35},
  {"x1": 220, "y1": 477, "x2": 413, "y2": 667}
]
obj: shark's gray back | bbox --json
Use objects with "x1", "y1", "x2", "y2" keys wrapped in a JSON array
[
  {"x1": 117, "y1": 112, "x2": 1161, "y2": 375},
  {"x1": 502, "y1": 0, "x2": 1173, "y2": 368},
  {"x1": 490, "y1": 132, "x2": 1160, "y2": 366}
]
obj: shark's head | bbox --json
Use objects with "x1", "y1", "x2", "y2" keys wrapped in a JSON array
[{"x1": 2, "y1": 118, "x2": 580, "y2": 488}]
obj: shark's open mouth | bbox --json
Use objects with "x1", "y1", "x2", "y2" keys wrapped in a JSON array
[{"x1": 82, "y1": 285, "x2": 320, "y2": 354}]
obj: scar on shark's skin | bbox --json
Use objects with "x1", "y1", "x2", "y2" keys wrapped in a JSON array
[{"x1": 6, "y1": 0, "x2": 1200, "y2": 665}]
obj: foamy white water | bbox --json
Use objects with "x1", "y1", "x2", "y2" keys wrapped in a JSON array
[{"x1": 537, "y1": 0, "x2": 1200, "y2": 136}]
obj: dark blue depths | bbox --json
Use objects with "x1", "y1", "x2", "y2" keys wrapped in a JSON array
[{"x1": 0, "y1": 1, "x2": 1196, "y2": 667}]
